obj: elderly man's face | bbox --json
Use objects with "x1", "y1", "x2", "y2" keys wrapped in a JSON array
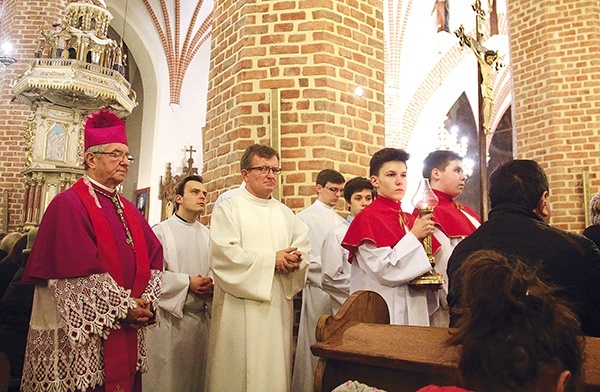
[
  {"x1": 242, "y1": 154, "x2": 279, "y2": 199},
  {"x1": 86, "y1": 143, "x2": 131, "y2": 188}
]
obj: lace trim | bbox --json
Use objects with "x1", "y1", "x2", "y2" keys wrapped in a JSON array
[
  {"x1": 49, "y1": 273, "x2": 134, "y2": 344},
  {"x1": 21, "y1": 273, "x2": 158, "y2": 391},
  {"x1": 141, "y1": 269, "x2": 162, "y2": 303},
  {"x1": 21, "y1": 327, "x2": 105, "y2": 392}
]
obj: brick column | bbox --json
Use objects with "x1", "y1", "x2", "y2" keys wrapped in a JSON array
[
  {"x1": 203, "y1": 0, "x2": 385, "y2": 213},
  {"x1": 507, "y1": 0, "x2": 600, "y2": 231}
]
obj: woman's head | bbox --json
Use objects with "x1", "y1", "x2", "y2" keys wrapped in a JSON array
[{"x1": 449, "y1": 250, "x2": 584, "y2": 392}]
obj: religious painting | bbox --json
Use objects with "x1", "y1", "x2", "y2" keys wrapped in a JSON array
[
  {"x1": 134, "y1": 187, "x2": 150, "y2": 220},
  {"x1": 45, "y1": 123, "x2": 67, "y2": 162}
]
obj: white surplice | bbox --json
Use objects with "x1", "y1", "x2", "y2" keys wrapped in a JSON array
[
  {"x1": 206, "y1": 190, "x2": 310, "y2": 392},
  {"x1": 144, "y1": 215, "x2": 212, "y2": 392},
  {"x1": 321, "y1": 216, "x2": 353, "y2": 316},
  {"x1": 429, "y1": 209, "x2": 480, "y2": 327},
  {"x1": 350, "y1": 231, "x2": 433, "y2": 326},
  {"x1": 292, "y1": 200, "x2": 345, "y2": 392}
]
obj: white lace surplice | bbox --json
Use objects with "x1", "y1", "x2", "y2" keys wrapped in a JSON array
[{"x1": 21, "y1": 270, "x2": 162, "y2": 392}]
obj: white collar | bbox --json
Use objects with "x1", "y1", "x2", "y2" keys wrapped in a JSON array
[{"x1": 85, "y1": 175, "x2": 117, "y2": 193}]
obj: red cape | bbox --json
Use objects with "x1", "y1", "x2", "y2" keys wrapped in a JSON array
[
  {"x1": 416, "y1": 190, "x2": 480, "y2": 238},
  {"x1": 342, "y1": 196, "x2": 439, "y2": 262},
  {"x1": 23, "y1": 179, "x2": 162, "y2": 284}
]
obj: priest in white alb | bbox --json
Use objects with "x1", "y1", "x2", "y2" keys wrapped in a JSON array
[{"x1": 206, "y1": 144, "x2": 310, "y2": 392}]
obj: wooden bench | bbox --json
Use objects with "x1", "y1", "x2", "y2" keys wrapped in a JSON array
[{"x1": 311, "y1": 290, "x2": 600, "y2": 392}]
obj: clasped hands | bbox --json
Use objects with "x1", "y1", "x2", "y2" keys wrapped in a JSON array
[
  {"x1": 275, "y1": 247, "x2": 302, "y2": 275},
  {"x1": 123, "y1": 298, "x2": 155, "y2": 330},
  {"x1": 189, "y1": 275, "x2": 214, "y2": 298}
]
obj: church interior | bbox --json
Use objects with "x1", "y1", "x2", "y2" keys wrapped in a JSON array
[
  {"x1": 0, "y1": 0, "x2": 599, "y2": 232},
  {"x1": 1, "y1": 0, "x2": 600, "y2": 390},
  {"x1": 2, "y1": 0, "x2": 596, "y2": 233}
]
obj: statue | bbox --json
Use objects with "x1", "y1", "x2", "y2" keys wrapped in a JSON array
[
  {"x1": 455, "y1": 25, "x2": 500, "y2": 134},
  {"x1": 432, "y1": 0, "x2": 450, "y2": 33},
  {"x1": 34, "y1": 31, "x2": 48, "y2": 58}
]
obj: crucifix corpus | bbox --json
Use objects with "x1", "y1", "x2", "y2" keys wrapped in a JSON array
[{"x1": 454, "y1": 0, "x2": 501, "y2": 219}]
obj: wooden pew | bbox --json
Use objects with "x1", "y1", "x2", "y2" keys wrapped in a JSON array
[{"x1": 311, "y1": 290, "x2": 600, "y2": 392}]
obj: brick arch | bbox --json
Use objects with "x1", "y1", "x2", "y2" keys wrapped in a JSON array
[
  {"x1": 402, "y1": 35, "x2": 512, "y2": 152},
  {"x1": 401, "y1": 43, "x2": 471, "y2": 146}
]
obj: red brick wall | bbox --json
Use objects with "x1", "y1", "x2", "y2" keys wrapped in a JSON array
[
  {"x1": 202, "y1": 0, "x2": 385, "y2": 214},
  {"x1": 0, "y1": 0, "x2": 67, "y2": 232},
  {"x1": 507, "y1": 0, "x2": 600, "y2": 232}
]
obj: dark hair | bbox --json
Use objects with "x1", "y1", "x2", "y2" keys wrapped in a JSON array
[
  {"x1": 422, "y1": 150, "x2": 462, "y2": 179},
  {"x1": 174, "y1": 175, "x2": 204, "y2": 212},
  {"x1": 369, "y1": 148, "x2": 410, "y2": 177},
  {"x1": 175, "y1": 175, "x2": 204, "y2": 197},
  {"x1": 239, "y1": 144, "x2": 279, "y2": 171},
  {"x1": 489, "y1": 159, "x2": 549, "y2": 210},
  {"x1": 316, "y1": 169, "x2": 345, "y2": 186},
  {"x1": 343, "y1": 177, "x2": 374, "y2": 203},
  {"x1": 449, "y1": 250, "x2": 583, "y2": 392}
]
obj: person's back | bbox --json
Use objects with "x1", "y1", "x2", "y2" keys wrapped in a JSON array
[
  {"x1": 422, "y1": 250, "x2": 584, "y2": 392},
  {"x1": 0, "y1": 236, "x2": 26, "y2": 301},
  {"x1": 0, "y1": 229, "x2": 37, "y2": 387},
  {"x1": 447, "y1": 160, "x2": 600, "y2": 337}
]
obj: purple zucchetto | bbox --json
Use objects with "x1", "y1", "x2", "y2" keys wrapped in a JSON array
[{"x1": 84, "y1": 109, "x2": 127, "y2": 151}]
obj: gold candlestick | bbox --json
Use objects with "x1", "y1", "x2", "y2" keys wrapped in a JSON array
[{"x1": 409, "y1": 178, "x2": 444, "y2": 286}]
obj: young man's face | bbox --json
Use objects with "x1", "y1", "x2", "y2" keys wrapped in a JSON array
[
  {"x1": 317, "y1": 181, "x2": 345, "y2": 207},
  {"x1": 433, "y1": 159, "x2": 466, "y2": 198},
  {"x1": 176, "y1": 180, "x2": 207, "y2": 216},
  {"x1": 370, "y1": 161, "x2": 407, "y2": 202},
  {"x1": 348, "y1": 189, "x2": 373, "y2": 217}
]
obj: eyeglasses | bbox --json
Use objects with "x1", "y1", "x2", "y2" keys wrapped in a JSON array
[
  {"x1": 246, "y1": 166, "x2": 283, "y2": 175},
  {"x1": 324, "y1": 186, "x2": 344, "y2": 194},
  {"x1": 94, "y1": 150, "x2": 135, "y2": 163}
]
